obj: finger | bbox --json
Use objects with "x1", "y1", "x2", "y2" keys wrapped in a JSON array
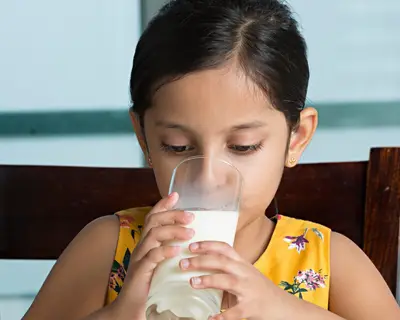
[
  {"x1": 189, "y1": 241, "x2": 241, "y2": 261},
  {"x1": 180, "y1": 254, "x2": 244, "y2": 276},
  {"x1": 142, "y1": 210, "x2": 194, "y2": 235},
  {"x1": 210, "y1": 305, "x2": 246, "y2": 320},
  {"x1": 190, "y1": 273, "x2": 242, "y2": 296},
  {"x1": 136, "y1": 245, "x2": 181, "y2": 275},
  {"x1": 128, "y1": 245, "x2": 182, "y2": 297},
  {"x1": 148, "y1": 192, "x2": 179, "y2": 216},
  {"x1": 133, "y1": 226, "x2": 194, "y2": 261}
]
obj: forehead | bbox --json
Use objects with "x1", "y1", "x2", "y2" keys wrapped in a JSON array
[{"x1": 147, "y1": 64, "x2": 281, "y2": 126}]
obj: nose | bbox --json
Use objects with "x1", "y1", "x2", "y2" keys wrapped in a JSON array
[
  {"x1": 192, "y1": 156, "x2": 218, "y2": 190},
  {"x1": 170, "y1": 156, "x2": 242, "y2": 210}
]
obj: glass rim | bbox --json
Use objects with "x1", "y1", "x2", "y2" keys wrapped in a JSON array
[{"x1": 168, "y1": 155, "x2": 243, "y2": 197}]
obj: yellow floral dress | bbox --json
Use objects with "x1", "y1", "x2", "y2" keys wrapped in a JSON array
[{"x1": 106, "y1": 208, "x2": 331, "y2": 310}]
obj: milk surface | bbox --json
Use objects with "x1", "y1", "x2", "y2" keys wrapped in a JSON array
[{"x1": 146, "y1": 210, "x2": 238, "y2": 319}]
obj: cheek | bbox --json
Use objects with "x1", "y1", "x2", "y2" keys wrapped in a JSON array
[
  {"x1": 236, "y1": 140, "x2": 286, "y2": 214},
  {"x1": 152, "y1": 165, "x2": 171, "y2": 198},
  {"x1": 151, "y1": 155, "x2": 181, "y2": 198},
  {"x1": 146, "y1": 141, "x2": 178, "y2": 198}
]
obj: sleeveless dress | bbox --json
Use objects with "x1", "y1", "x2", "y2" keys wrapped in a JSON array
[{"x1": 106, "y1": 207, "x2": 331, "y2": 310}]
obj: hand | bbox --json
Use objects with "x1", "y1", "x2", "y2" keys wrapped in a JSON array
[
  {"x1": 179, "y1": 241, "x2": 290, "y2": 320},
  {"x1": 113, "y1": 193, "x2": 195, "y2": 320}
]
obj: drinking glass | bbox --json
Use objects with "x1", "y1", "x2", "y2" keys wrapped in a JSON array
[{"x1": 146, "y1": 156, "x2": 242, "y2": 320}]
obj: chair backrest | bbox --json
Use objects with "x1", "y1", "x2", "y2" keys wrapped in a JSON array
[{"x1": 0, "y1": 147, "x2": 399, "y2": 295}]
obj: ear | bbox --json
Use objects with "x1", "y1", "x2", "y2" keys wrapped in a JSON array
[
  {"x1": 285, "y1": 107, "x2": 318, "y2": 168},
  {"x1": 129, "y1": 110, "x2": 152, "y2": 167}
]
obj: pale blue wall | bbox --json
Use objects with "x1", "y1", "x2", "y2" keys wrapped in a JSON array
[{"x1": 0, "y1": 1, "x2": 142, "y2": 319}]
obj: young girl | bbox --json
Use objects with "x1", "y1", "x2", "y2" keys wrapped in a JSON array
[{"x1": 24, "y1": 0, "x2": 399, "y2": 319}]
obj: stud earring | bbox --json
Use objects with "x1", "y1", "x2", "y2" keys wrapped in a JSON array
[
  {"x1": 147, "y1": 156, "x2": 153, "y2": 167},
  {"x1": 288, "y1": 157, "x2": 297, "y2": 167}
]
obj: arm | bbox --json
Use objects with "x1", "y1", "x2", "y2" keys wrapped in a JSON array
[
  {"x1": 24, "y1": 194, "x2": 194, "y2": 320},
  {"x1": 287, "y1": 232, "x2": 399, "y2": 320},
  {"x1": 268, "y1": 232, "x2": 399, "y2": 320},
  {"x1": 182, "y1": 235, "x2": 399, "y2": 320},
  {"x1": 327, "y1": 232, "x2": 399, "y2": 320},
  {"x1": 23, "y1": 215, "x2": 120, "y2": 320}
]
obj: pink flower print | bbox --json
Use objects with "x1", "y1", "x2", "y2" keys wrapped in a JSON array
[
  {"x1": 284, "y1": 234, "x2": 309, "y2": 253},
  {"x1": 120, "y1": 216, "x2": 135, "y2": 229},
  {"x1": 280, "y1": 269, "x2": 328, "y2": 299},
  {"x1": 295, "y1": 270, "x2": 307, "y2": 282},
  {"x1": 117, "y1": 266, "x2": 126, "y2": 281},
  {"x1": 295, "y1": 269, "x2": 326, "y2": 290},
  {"x1": 109, "y1": 273, "x2": 118, "y2": 290},
  {"x1": 283, "y1": 227, "x2": 324, "y2": 253},
  {"x1": 109, "y1": 272, "x2": 122, "y2": 294}
]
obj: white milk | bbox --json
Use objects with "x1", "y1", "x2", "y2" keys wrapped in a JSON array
[{"x1": 145, "y1": 210, "x2": 239, "y2": 320}]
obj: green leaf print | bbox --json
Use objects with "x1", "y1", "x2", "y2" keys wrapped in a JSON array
[
  {"x1": 311, "y1": 228, "x2": 324, "y2": 241},
  {"x1": 279, "y1": 281, "x2": 293, "y2": 291},
  {"x1": 279, "y1": 269, "x2": 327, "y2": 300},
  {"x1": 112, "y1": 260, "x2": 122, "y2": 273},
  {"x1": 123, "y1": 249, "x2": 131, "y2": 271}
]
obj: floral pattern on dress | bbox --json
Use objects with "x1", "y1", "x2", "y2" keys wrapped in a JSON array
[
  {"x1": 279, "y1": 269, "x2": 327, "y2": 300},
  {"x1": 283, "y1": 227, "x2": 324, "y2": 253},
  {"x1": 109, "y1": 220, "x2": 143, "y2": 294},
  {"x1": 120, "y1": 216, "x2": 136, "y2": 229}
]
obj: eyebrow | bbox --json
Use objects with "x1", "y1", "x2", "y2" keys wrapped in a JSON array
[
  {"x1": 155, "y1": 120, "x2": 267, "y2": 131},
  {"x1": 155, "y1": 121, "x2": 188, "y2": 130},
  {"x1": 231, "y1": 121, "x2": 267, "y2": 131}
]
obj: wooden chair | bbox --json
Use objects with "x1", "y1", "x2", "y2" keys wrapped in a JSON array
[{"x1": 0, "y1": 147, "x2": 399, "y2": 296}]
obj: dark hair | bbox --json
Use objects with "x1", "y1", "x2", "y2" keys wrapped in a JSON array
[{"x1": 130, "y1": 0, "x2": 309, "y2": 130}]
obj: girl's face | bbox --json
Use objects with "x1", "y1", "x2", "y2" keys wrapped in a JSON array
[{"x1": 133, "y1": 64, "x2": 317, "y2": 228}]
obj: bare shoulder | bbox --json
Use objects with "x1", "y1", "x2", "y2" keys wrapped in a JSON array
[
  {"x1": 24, "y1": 215, "x2": 121, "y2": 320},
  {"x1": 329, "y1": 232, "x2": 399, "y2": 319}
]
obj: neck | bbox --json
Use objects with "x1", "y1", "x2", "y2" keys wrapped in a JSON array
[{"x1": 233, "y1": 214, "x2": 275, "y2": 264}]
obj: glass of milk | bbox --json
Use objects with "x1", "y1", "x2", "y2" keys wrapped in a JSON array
[{"x1": 146, "y1": 156, "x2": 242, "y2": 320}]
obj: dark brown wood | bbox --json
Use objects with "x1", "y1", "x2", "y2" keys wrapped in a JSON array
[
  {"x1": 363, "y1": 148, "x2": 400, "y2": 295},
  {"x1": 0, "y1": 166, "x2": 6, "y2": 254},
  {"x1": 0, "y1": 166, "x2": 160, "y2": 260},
  {"x1": 0, "y1": 147, "x2": 398, "y2": 295},
  {"x1": 0, "y1": 161, "x2": 367, "y2": 259},
  {"x1": 271, "y1": 162, "x2": 367, "y2": 247}
]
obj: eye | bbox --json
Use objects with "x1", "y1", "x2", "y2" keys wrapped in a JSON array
[
  {"x1": 228, "y1": 143, "x2": 263, "y2": 155},
  {"x1": 160, "y1": 143, "x2": 194, "y2": 154}
]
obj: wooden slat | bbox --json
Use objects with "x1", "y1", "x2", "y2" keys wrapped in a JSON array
[
  {"x1": 1, "y1": 161, "x2": 367, "y2": 260},
  {"x1": 1, "y1": 166, "x2": 159, "y2": 259},
  {"x1": 1, "y1": 148, "x2": 399, "y2": 294},
  {"x1": 0, "y1": 167, "x2": 6, "y2": 254},
  {"x1": 272, "y1": 162, "x2": 367, "y2": 246},
  {"x1": 364, "y1": 148, "x2": 400, "y2": 295}
]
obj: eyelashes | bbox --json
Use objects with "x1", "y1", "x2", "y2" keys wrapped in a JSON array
[
  {"x1": 160, "y1": 143, "x2": 194, "y2": 153},
  {"x1": 227, "y1": 143, "x2": 263, "y2": 154},
  {"x1": 159, "y1": 142, "x2": 263, "y2": 155}
]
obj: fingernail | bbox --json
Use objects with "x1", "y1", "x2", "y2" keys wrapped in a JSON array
[
  {"x1": 191, "y1": 277, "x2": 201, "y2": 285},
  {"x1": 184, "y1": 211, "x2": 194, "y2": 220},
  {"x1": 186, "y1": 228, "x2": 195, "y2": 236},
  {"x1": 168, "y1": 192, "x2": 177, "y2": 199},
  {"x1": 180, "y1": 259, "x2": 189, "y2": 269},
  {"x1": 190, "y1": 242, "x2": 199, "y2": 251}
]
